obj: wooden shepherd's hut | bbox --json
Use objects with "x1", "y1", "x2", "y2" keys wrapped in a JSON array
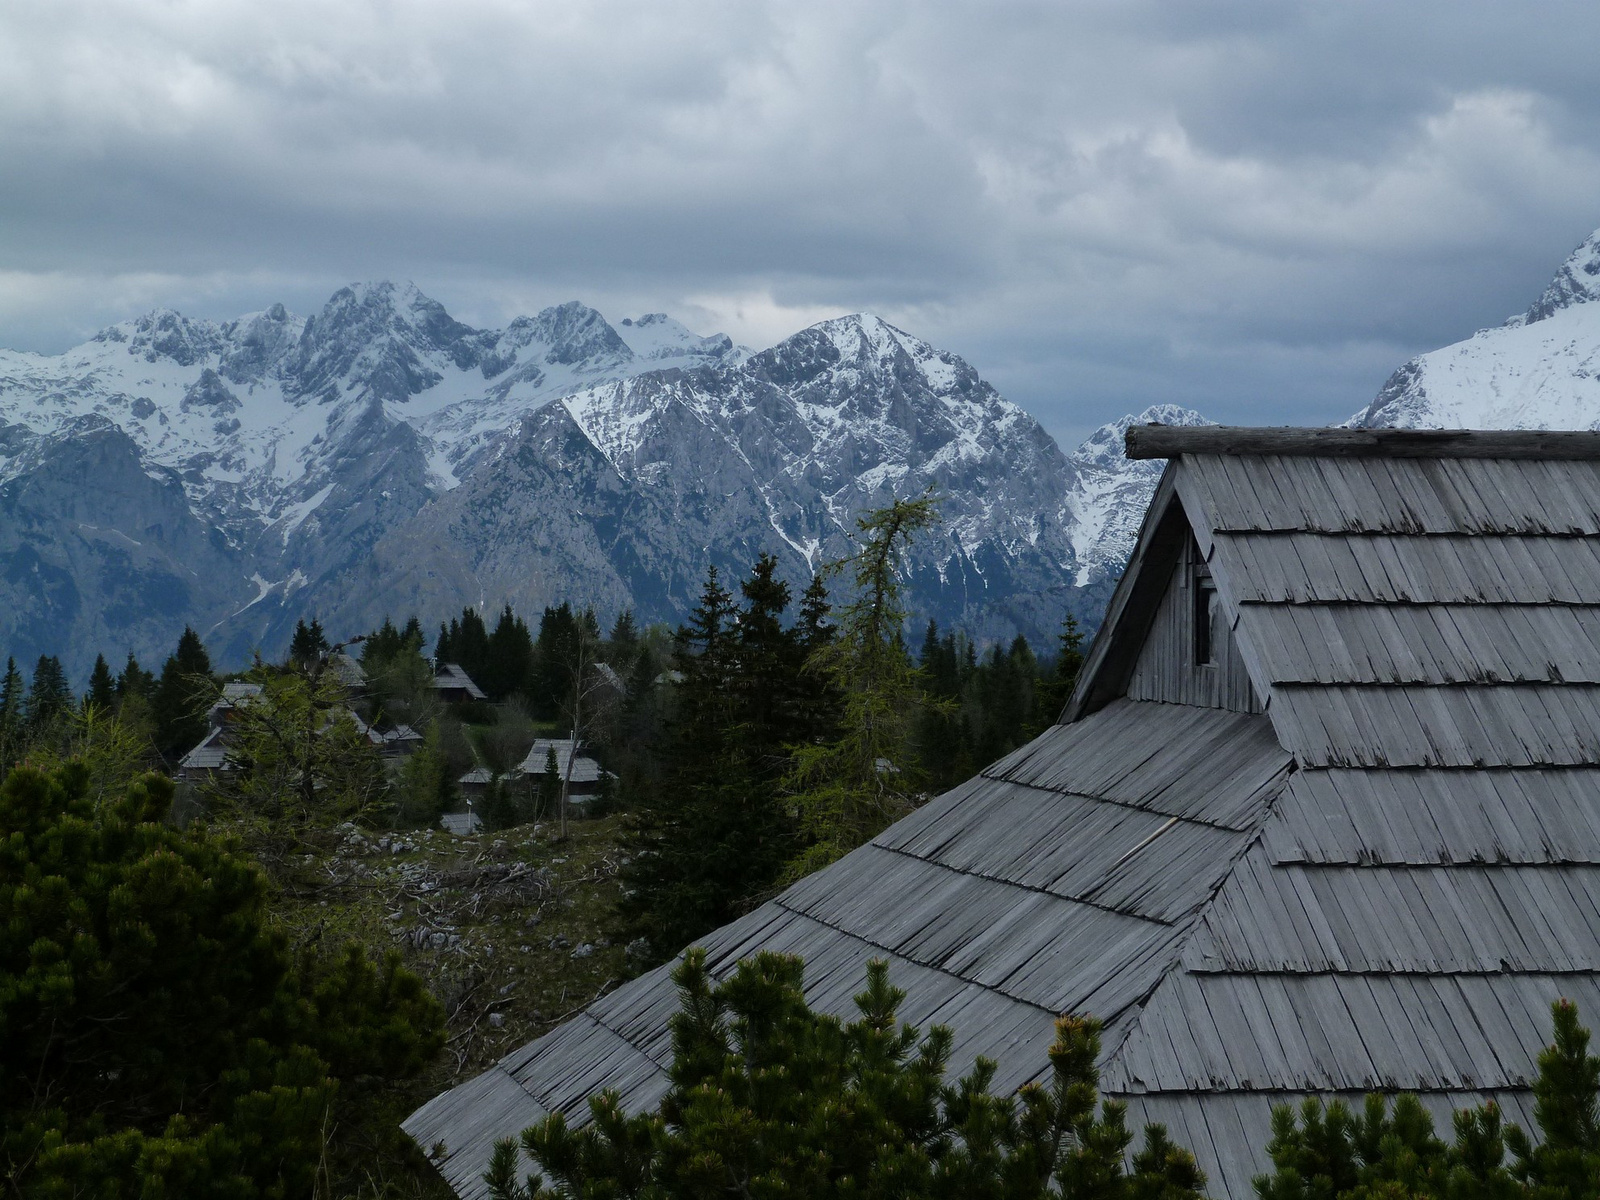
[{"x1": 406, "y1": 427, "x2": 1600, "y2": 1197}]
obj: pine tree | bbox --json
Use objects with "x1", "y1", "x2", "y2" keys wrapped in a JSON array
[
  {"x1": 486, "y1": 950, "x2": 1204, "y2": 1200},
  {"x1": 84, "y1": 654, "x2": 116, "y2": 713},
  {"x1": 152, "y1": 627, "x2": 215, "y2": 760},
  {"x1": 1, "y1": 762, "x2": 444, "y2": 1196},
  {"x1": 1506, "y1": 998, "x2": 1600, "y2": 1194}
]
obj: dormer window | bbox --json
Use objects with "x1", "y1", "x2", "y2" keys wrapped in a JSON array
[{"x1": 1193, "y1": 565, "x2": 1216, "y2": 665}]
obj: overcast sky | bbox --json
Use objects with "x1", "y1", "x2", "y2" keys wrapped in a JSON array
[{"x1": 4, "y1": 1, "x2": 1600, "y2": 447}]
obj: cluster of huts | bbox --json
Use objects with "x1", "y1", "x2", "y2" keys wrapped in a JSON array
[
  {"x1": 406, "y1": 427, "x2": 1600, "y2": 1198},
  {"x1": 177, "y1": 656, "x2": 609, "y2": 833}
]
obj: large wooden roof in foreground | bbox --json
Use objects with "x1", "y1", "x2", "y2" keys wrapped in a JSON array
[{"x1": 407, "y1": 429, "x2": 1600, "y2": 1198}]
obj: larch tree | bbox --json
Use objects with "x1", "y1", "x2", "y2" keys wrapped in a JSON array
[{"x1": 783, "y1": 491, "x2": 941, "y2": 879}]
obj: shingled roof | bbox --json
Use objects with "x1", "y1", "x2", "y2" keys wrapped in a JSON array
[{"x1": 405, "y1": 428, "x2": 1600, "y2": 1198}]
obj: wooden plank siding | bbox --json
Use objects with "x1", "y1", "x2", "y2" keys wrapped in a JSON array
[{"x1": 1125, "y1": 539, "x2": 1263, "y2": 712}]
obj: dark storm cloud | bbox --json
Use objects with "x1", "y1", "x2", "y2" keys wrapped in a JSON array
[{"x1": 3, "y1": 0, "x2": 1599, "y2": 445}]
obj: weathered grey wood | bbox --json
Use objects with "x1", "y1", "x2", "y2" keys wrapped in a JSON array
[
  {"x1": 1263, "y1": 767, "x2": 1600, "y2": 865},
  {"x1": 400, "y1": 1067, "x2": 545, "y2": 1200},
  {"x1": 1065, "y1": 468, "x2": 1191, "y2": 720},
  {"x1": 1124, "y1": 541, "x2": 1264, "y2": 712},
  {"x1": 1125, "y1": 424, "x2": 1600, "y2": 460},
  {"x1": 1184, "y1": 454, "x2": 1600, "y2": 534},
  {"x1": 414, "y1": 443, "x2": 1600, "y2": 1200},
  {"x1": 1189, "y1": 846, "x2": 1600, "y2": 973}
]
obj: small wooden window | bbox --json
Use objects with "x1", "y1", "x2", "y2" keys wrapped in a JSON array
[{"x1": 1193, "y1": 573, "x2": 1216, "y2": 665}]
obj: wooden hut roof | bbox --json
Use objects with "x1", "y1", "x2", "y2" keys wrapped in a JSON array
[{"x1": 406, "y1": 429, "x2": 1600, "y2": 1197}]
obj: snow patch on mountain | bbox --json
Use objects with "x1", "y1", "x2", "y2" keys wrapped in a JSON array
[
  {"x1": 1065, "y1": 404, "x2": 1213, "y2": 585},
  {"x1": 1355, "y1": 226, "x2": 1600, "y2": 431}
]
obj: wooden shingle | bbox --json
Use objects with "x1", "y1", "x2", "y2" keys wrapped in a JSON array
[{"x1": 408, "y1": 433, "x2": 1600, "y2": 1197}]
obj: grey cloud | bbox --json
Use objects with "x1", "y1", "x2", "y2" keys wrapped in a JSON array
[{"x1": 4, "y1": 0, "x2": 1600, "y2": 443}]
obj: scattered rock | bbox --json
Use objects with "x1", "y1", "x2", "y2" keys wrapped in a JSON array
[
  {"x1": 571, "y1": 942, "x2": 595, "y2": 959},
  {"x1": 488, "y1": 1012, "x2": 505, "y2": 1029},
  {"x1": 549, "y1": 935, "x2": 570, "y2": 951}
]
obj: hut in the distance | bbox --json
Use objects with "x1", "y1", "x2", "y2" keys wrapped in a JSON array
[{"x1": 406, "y1": 427, "x2": 1600, "y2": 1197}]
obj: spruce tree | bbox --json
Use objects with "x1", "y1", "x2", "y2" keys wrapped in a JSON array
[
  {"x1": 1031, "y1": 614, "x2": 1086, "y2": 737},
  {"x1": 608, "y1": 609, "x2": 638, "y2": 658},
  {"x1": 538, "y1": 745, "x2": 561, "y2": 821},
  {"x1": 532, "y1": 603, "x2": 579, "y2": 720},
  {"x1": 84, "y1": 654, "x2": 116, "y2": 713},
  {"x1": 152, "y1": 627, "x2": 215, "y2": 760},
  {"x1": 485, "y1": 604, "x2": 534, "y2": 701},
  {"x1": 116, "y1": 651, "x2": 155, "y2": 701},
  {"x1": 362, "y1": 617, "x2": 405, "y2": 668},
  {"x1": 24, "y1": 655, "x2": 72, "y2": 732},
  {"x1": 616, "y1": 566, "x2": 741, "y2": 960},
  {"x1": 288, "y1": 616, "x2": 329, "y2": 666},
  {"x1": 0, "y1": 656, "x2": 24, "y2": 767},
  {"x1": 451, "y1": 607, "x2": 492, "y2": 684}
]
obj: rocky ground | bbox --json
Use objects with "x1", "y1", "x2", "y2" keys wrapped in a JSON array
[{"x1": 269, "y1": 813, "x2": 635, "y2": 1196}]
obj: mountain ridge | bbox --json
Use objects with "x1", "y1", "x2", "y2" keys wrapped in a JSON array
[{"x1": 0, "y1": 286, "x2": 1179, "y2": 678}]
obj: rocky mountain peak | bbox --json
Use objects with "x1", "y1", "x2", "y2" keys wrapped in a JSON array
[
  {"x1": 507, "y1": 301, "x2": 631, "y2": 367},
  {"x1": 1520, "y1": 227, "x2": 1600, "y2": 325},
  {"x1": 1071, "y1": 404, "x2": 1213, "y2": 473},
  {"x1": 93, "y1": 308, "x2": 226, "y2": 367},
  {"x1": 745, "y1": 314, "x2": 973, "y2": 403}
]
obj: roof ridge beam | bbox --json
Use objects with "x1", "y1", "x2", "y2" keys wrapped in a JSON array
[{"x1": 1127, "y1": 426, "x2": 1600, "y2": 460}]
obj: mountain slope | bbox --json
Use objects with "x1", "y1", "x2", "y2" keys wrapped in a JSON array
[{"x1": 1355, "y1": 228, "x2": 1600, "y2": 430}]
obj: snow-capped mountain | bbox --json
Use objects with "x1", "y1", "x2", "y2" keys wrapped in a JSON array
[
  {"x1": 1355, "y1": 228, "x2": 1600, "y2": 430},
  {"x1": 0, "y1": 283, "x2": 1184, "y2": 677}
]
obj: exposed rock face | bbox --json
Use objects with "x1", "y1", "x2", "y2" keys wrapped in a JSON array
[
  {"x1": 0, "y1": 283, "x2": 1195, "y2": 677},
  {"x1": 0, "y1": 418, "x2": 242, "y2": 674}
]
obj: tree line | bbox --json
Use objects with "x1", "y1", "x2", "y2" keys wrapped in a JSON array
[{"x1": 1, "y1": 497, "x2": 1082, "y2": 964}]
